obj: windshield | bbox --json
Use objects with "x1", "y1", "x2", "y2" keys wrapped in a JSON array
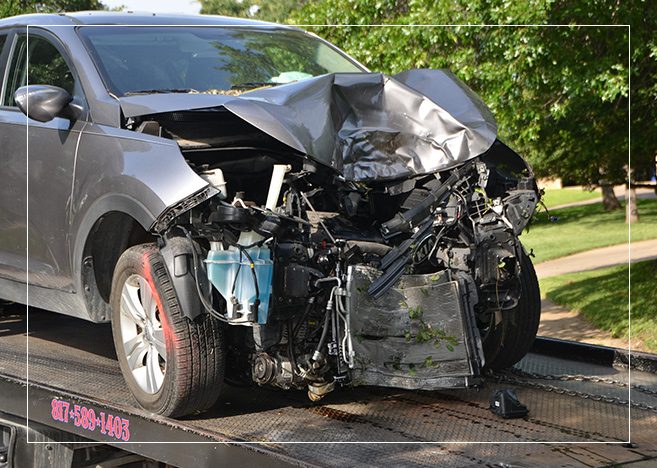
[{"x1": 78, "y1": 26, "x2": 364, "y2": 96}]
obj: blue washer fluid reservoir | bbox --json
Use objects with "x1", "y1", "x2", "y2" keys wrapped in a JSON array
[{"x1": 206, "y1": 244, "x2": 274, "y2": 324}]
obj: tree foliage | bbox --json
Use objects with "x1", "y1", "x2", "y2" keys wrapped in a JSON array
[
  {"x1": 0, "y1": 0, "x2": 105, "y2": 18},
  {"x1": 287, "y1": 0, "x2": 655, "y2": 186},
  {"x1": 199, "y1": 0, "x2": 305, "y2": 24}
]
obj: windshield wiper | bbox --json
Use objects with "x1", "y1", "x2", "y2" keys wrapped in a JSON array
[{"x1": 124, "y1": 88, "x2": 198, "y2": 96}]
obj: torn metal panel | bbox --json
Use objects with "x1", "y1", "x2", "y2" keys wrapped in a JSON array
[
  {"x1": 118, "y1": 69, "x2": 497, "y2": 182},
  {"x1": 348, "y1": 266, "x2": 482, "y2": 390}
]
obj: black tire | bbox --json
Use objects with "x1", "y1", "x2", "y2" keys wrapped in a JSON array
[
  {"x1": 485, "y1": 250, "x2": 541, "y2": 370},
  {"x1": 110, "y1": 243, "x2": 224, "y2": 417}
]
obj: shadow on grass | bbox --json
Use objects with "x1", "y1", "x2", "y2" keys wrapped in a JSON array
[{"x1": 543, "y1": 260, "x2": 657, "y2": 352}]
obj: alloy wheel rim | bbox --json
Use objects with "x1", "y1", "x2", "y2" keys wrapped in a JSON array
[{"x1": 119, "y1": 274, "x2": 167, "y2": 394}]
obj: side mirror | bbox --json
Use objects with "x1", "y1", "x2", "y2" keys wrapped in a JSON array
[{"x1": 14, "y1": 85, "x2": 81, "y2": 123}]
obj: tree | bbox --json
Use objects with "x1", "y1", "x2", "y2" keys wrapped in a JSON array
[
  {"x1": 0, "y1": 0, "x2": 105, "y2": 18},
  {"x1": 289, "y1": 0, "x2": 655, "y2": 220},
  {"x1": 200, "y1": 0, "x2": 305, "y2": 23}
]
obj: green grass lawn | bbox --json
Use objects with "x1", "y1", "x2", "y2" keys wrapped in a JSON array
[
  {"x1": 540, "y1": 260, "x2": 657, "y2": 353},
  {"x1": 521, "y1": 198, "x2": 657, "y2": 263},
  {"x1": 541, "y1": 187, "x2": 601, "y2": 209}
]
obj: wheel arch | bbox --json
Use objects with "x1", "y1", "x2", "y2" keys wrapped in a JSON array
[{"x1": 73, "y1": 195, "x2": 158, "y2": 322}]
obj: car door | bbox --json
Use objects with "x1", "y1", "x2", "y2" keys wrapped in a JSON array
[{"x1": 0, "y1": 28, "x2": 89, "y2": 292}]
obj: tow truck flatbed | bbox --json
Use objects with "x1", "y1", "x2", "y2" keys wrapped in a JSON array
[{"x1": 1, "y1": 308, "x2": 657, "y2": 467}]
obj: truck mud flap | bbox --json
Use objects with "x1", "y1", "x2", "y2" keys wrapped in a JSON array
[{"x1": 348, "y1": 266, "x2": 484, "y2": 389}]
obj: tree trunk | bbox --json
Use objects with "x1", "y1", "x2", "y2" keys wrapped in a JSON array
[
  {"x1": 600, "y1": 183, "x2": 621, "y2": 211},
  {"x1": 626, "y1": 185, "x2": 639, "y2": 223},
  {"x1": 598, "y1": 166, "x2": 622, "y2": 211},
  {"x1": 625, "y1": 165, "x2": 640, "y2": 223}
]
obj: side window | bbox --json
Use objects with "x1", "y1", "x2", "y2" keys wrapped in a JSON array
[{"x1": 3, "y1": 34, "x2": 75, "y2": 107}]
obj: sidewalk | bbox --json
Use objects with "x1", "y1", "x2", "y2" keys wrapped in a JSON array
[
  {"x1": 535, "y1": 239, "x2": 657, "y2": 351},
  {"x1": 534, "y1": 238, "x2": 657, "y2": 279},
  {"x1": 537, "y1": 299, "x2": 629, "y2": 349}
]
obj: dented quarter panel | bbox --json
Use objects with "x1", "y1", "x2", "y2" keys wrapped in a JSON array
[{"x1": 68, "y1": 124, "x2": 209, "y2": 307}]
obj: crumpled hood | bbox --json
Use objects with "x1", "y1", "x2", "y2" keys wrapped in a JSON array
[{"x1": 119, "y1": 69, "x2": 497, "y2": 182}]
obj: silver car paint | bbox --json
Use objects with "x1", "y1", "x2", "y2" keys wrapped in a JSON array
[{"x1": 0, "y1": 15, "x2": 214, "y2": 318}]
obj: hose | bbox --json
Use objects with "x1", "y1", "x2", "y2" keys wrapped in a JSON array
[
  {"x1": 292, "y1": 298, "x2": 316, "y2": 340},
  {"x1": 236, "y1": 245, "x2": 261, "y2": 311},
  {"x1": 179, "y1": 227, "x2": 228, "y2": 323},
  {"x1": 334, "y1": 287, "x2": 354, "y2": 368},
  {"x1": 287, "y1": 321, "x2": 301, "y2": 375},
  {"x1": 230, "y1": 248, "x2": 244, "y2": 298},
  {"x1": 312, "y1": 286, "x2": 335, "y2": 361}
]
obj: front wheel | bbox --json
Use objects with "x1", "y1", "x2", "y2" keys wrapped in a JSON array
[
  {"x1": 110, "y1": 243, "x2": 225, "y2": 417},
  {"x1": 484, "y1": 250, "x2": 542, "y2": 371}
]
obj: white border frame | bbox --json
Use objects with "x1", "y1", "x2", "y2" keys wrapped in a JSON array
[{"x1": 22, "y1": 22, "x2": 633, "y2": 446}]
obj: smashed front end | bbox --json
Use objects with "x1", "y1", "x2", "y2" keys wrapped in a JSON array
[{"x1": 124, "y1": 69, "x2": 540, "y2": 399}]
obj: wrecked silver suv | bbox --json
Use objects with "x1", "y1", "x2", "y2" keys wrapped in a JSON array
[{"x1": 0, "y1": 13, "x2": 540, "y2": 417}]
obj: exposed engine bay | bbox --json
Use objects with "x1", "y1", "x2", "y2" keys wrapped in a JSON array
[{"x1": 123, "y1": 70, "x2": 541, "y2": 400}]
